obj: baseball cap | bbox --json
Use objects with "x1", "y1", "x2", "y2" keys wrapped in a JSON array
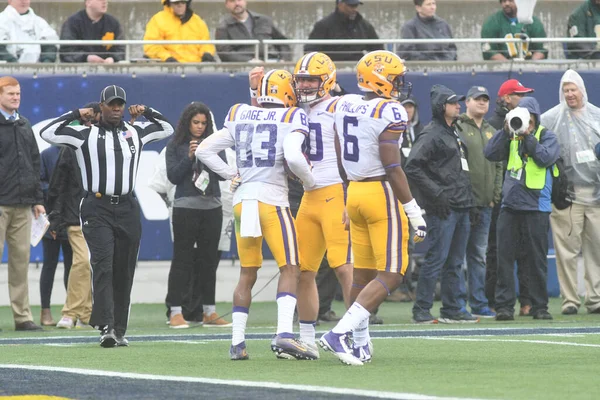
[
  {"x1": 467, "y1": 86, "x2": 490, "y2": 100},
  {"x1": 445, "y1": 93, "x2": 466, "y2": 104},
  {"x1": 339, "y1": 0, "x2": 363, "y2": 5},
  {"x1": 100, "y1": 85, "x2": 127, "y2": 104},
  {"x1": 497, "y1": 79, "x2": 534, "y2": 97}
]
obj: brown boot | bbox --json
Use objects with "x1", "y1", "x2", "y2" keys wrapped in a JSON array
[{"x1": 40, "y1": 308, "x2": 56, "y2": 326}]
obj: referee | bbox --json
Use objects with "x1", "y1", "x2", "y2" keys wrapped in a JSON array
[{"x1": 40, "y1": 85, "x2": 174, "y2": 347}]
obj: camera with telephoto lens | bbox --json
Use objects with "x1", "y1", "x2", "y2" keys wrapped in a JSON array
[{"x1": 506, "y1": 107, "x2": 531, "y2": 136}]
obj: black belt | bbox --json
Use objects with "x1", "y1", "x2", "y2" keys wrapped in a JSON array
[{"x1": 87, "y1": 192, "x2": 134, "y2": 205}]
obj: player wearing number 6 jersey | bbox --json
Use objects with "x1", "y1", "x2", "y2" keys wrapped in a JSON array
[
  {"x1": 319, "y1": 50, "x2": 427, "y2": 366},
  {"x1": 291, "y1": 52, "x2": 354, "y2": 356},
  {"x1": 196, "y1": 69, "x2": 318, "y2": 362}
]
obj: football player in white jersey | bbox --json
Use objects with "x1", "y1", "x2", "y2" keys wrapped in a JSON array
[
  {"x1": 291, "y1": 52, "x2": 354, "y2": 356},
  {"x1": 319, "y1": 51, "x2": 427, "y2": 365},
  {"x1": 197, "y1": 70, "x2": 318, "y2": 361}
]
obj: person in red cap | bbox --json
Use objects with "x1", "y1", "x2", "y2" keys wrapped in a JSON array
[
  {"x1": 488, "y1": 79, "x2": 534, "y2": 130},
  {"x1": 485, "y1": 78, "x2": 534, "y2": 317}
]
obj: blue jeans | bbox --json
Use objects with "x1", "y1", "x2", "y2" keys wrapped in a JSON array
[
  {"x1": 413, "y1": 209, "x2": 471, "y2": 317},
  {"x1": 459, "y1": 207, "x2": 492, "y2": 311}
]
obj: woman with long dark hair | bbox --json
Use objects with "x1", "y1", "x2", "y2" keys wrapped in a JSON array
[{"x1": 165, "y1": 102, "x2": 230, "y2": 328}]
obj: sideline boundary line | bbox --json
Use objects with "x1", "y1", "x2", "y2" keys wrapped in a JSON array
[{"x1": 0, "y1": 364, "x2": 481, "y2": 400}]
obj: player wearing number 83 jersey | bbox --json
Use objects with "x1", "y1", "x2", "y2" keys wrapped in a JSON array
[{"x1": 198, "y1": 69, "x2": 318, "y2": 362}]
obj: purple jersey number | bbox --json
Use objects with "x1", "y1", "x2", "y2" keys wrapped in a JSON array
[
  {"x1": 235, "y1": 123, "x2": 277, "y2": 168},
  {"x1": 342, "y1": 116, "x2": 359, "y2": 162},
  {"x1": 306, "y1": 122, "x2": 324, "y2": 162}
]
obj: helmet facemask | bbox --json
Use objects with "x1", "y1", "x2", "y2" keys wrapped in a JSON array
[{"x1": 390, "y1": 74, "x2": 412, "y2": 101}]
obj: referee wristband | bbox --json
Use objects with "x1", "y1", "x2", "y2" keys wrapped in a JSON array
[{"x1": 250, "y1": 88, "x2": 257, "y2": 99}]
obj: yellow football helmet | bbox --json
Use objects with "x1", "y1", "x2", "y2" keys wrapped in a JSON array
[
  {"x1": 257, "y1": 69, "x2": 297, "y2": 108},
  {"x1": 356, "y1": 50, "x2": 412, "y2": 100},
  {"x1": 293, "y1": 52, "x2": 337, "y2": 104}
]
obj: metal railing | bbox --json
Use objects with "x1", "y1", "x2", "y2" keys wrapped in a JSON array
[{"x1": 2, "y1": 37, "x2": 599, "y2": 63}]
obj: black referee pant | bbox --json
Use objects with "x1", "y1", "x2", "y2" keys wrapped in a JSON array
[{"x1": 81, "y1": 193, "x2": 141, "y2": 337}]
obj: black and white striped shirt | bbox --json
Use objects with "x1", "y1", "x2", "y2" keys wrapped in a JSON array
[{"x1": 40, "y1": 108, "x2": 173, "y2": 196}]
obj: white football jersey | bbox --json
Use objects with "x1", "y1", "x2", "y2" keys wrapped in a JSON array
[
  {"x1": 224, "y1": 103, "x2": 309, "y2": 206},
  {"x1": 333, "y1": 94, "x2": 407, "y2": 181},
  {"x1": 305, "y1": 97, "x2": 344, "y2": 190}
]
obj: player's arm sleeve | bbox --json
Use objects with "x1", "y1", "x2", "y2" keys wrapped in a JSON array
[
  {"x1": 196, "y1": 127, "x2": 237, "y2": 180},
  {"x1": 39, "y1": 111, "x2": 87, "y2": 149},
  {"x1": 283, "y1": 131, "x2": 314, "y2": 188}
]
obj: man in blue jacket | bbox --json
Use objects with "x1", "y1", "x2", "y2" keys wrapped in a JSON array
[{"x1": 484, "y1": 97, "x2": 559, "y2": 321}]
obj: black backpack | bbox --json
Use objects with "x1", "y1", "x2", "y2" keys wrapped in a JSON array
[{"x1": 551, "y1": 157, "x2": 573, "y2": 210}]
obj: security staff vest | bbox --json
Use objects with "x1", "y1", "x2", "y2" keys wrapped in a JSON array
[{"x1": 507, "y1": 125, "x2": 558, "y2": 190}]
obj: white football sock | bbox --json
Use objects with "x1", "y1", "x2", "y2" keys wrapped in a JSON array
[
  {"x1": 331, "y1": 302, "x2": 371, "y2": 335},
  {"x1": 276, "y1": 293, "x2": 297, "y2": 335},
  {"x1": 231, "y1": 308, "x2": 249, "y2": 346},
  {"x1": 353, "y1": 316, "x2": 370, "y2": 347},
  {"x1": 299, "y1": 321, "x2": 316, "y2": 345}
]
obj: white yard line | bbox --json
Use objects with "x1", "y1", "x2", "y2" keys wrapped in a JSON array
[
  {"x1": 0, "y1": 364, "x2": 482, "y2": 400},
  {"x1": 411, "y1": 337, "x2": 600, "y2": 348}
]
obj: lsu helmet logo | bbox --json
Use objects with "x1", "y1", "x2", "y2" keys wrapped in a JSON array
[{"x1": 269, "y1": 85, "x2": 278, "y2": 94}]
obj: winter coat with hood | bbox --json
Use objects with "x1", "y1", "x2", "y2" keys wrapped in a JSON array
[
  {"x1": 404, "y1": 85, "x2": 474, "y2": 211},
  {"x1": 399, "y1": 96, "x2": 422, "y2": 167},
  {"x1": 456, "y1": 113, "x2": 503, "y2": 207},
  {"x1": 484, "y1": 97, "x2": 560, "y2": 212},
  {"x1": 0, "y1": 4, "x2": 58, "y2": 63},
  {"x1": 541, "y1": 70, "x2": 600, "y2": 206},
  {"x1": 144, "y1": 0, "x2": 216, "y2": 62}
]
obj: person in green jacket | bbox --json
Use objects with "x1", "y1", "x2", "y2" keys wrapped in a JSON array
[
  {"x1": 456, "y1": 86, "x2": 503, "y2": 318},
  {"x1": 566, "y1": 0, "x2": 600, "y2": 59},
  {"x1": 481, "y1": 0, "x2": 548, "y2": 60}
]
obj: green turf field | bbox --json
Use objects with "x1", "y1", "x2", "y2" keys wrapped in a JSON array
[{"x1": 1, "y1": 298, "x2": 599, "y2": 400}]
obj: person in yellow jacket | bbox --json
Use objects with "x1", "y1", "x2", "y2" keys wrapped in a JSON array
[{"x1": 144, "y1": 0, "x2": 216, "y2": 63}]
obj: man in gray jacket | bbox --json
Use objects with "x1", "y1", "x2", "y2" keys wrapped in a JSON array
[
  {"x1": 215, "y1": 0, "x2": 291, "y2": 62},
  {"x1": 456, "y1": 86, "x2": 503, "y2": 318},
  {"x1": 398, "y1": 0, "x2": 457, "y2": 61}
]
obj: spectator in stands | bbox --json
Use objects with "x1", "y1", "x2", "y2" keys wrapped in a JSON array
[
  {"x1": 0, "y1": 0, "x2": 58, "y2": 63},
  {"x1": 405, "y1": 85, "x2": 477, "y2": 324},
  {"x1": 566, "y1": 0, "x2": 600, "y2": 59},
  {"x1": 456, "y1": 86, "x2": 502, "y2": 319},
  {"x1": 486, "y1": 78, "x2": 534, "y2": 316},
  {"x1": 398, "y1": 0, "x2": 457, "y2": 61},
  {"x1": 305, "y1": 0, "x2": 381, "y2": 62},
  {"x1": 165, "y1": 102, "x2": 230, "y2": 328},
  {"x1": 0, "y1": 76, "x2": 44, "y2": 331},
  {"x1": 541, "y1": 70, "x2": 600, "y2": 315},
  {"x1": 215, "y1": 0, "x2": 291, "y2": 62},
  {"x1": 481, "y1": 0, "x2": 547, "y2": 60},
  {"x1": 39, "y1": 145, "x2": 73, "y2": 327},
  {"x1": 144, "y1": 0, "x2": 216, "y2": 63},
  {"x1": 484, "y1": 96, "x2": 559, "y2": 321},
  {"x1": 59, "y1": 0, "x2": 124, "y2": 63}
]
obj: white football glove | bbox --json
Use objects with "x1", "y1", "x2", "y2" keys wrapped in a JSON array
[
  {"x1": 230, "y1": 173, "x2": 242, "y2": 193},
  {"x1": 402, "y1": 199, "x2": 427, "y2": 243}
]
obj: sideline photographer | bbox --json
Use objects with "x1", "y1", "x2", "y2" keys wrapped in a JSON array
[{"x1": 484, "y1": 97, "x2": 559, "y2": 321}]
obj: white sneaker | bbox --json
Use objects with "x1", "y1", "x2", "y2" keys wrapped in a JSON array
[
  {"x1": 75, "y1": 319, "x2": 90, "y2": 329},
  {"x1": 56, "y1": 316, "x2": 74, "y2": 329}
]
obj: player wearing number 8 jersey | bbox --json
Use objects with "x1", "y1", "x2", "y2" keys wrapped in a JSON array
[
  {"x1": 292, "y1": 52, "x2": 354, "y2": 356},
  {"x1": 319, "y1": 50, "x2": 427, "y2": 366},
  {"x1": 197, "y1": 69, "x2": 318, "y2": 362}
]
